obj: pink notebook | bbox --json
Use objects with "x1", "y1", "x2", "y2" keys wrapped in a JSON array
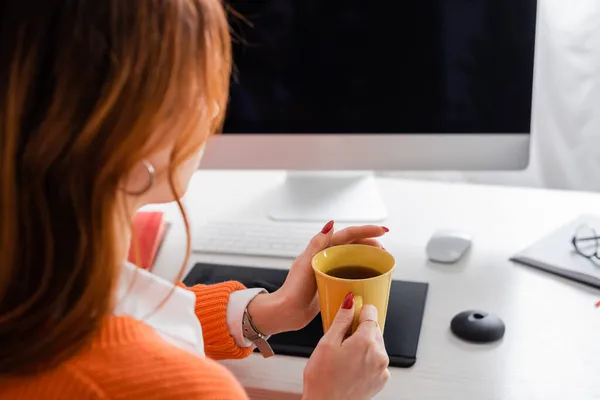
[{"x1": 127, "y1": 211, "x2": 167, "y2": 271}]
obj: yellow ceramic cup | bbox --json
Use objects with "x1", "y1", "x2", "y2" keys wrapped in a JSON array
[{"x1": 312, "y1": 244, "x2": 396, "y2": 334}]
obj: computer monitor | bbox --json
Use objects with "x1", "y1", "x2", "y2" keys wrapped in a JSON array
[{"x1": 200, "y1": 0, "x2": 538, "y2": 222}]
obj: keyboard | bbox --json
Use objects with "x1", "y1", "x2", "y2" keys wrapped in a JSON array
[{"x1": 192, "y1": 220, "x2": 323, "y2": 258}]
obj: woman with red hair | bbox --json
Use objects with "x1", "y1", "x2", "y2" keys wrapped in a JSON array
[{"x1": 0, "y1": 1, "x2": 390, "y2": 398}]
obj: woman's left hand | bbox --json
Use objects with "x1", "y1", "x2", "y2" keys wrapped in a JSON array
[{"x1": 247, "y1": 221, "x2": 389, "y2": 336}]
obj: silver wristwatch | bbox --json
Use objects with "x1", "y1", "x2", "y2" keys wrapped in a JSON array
[{"x1": 242, "y1": 308, "x2": 274, "y2": 358}]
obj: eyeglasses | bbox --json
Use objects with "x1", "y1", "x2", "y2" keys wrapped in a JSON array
[{"x1": 571, "y1": 224, "x2": 600, "y2": 260}]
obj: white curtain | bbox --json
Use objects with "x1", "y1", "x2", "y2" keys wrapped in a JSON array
[
  {"x1": 533, "y1": 0, "x2": 600, "y2": 191},
  {"x1": 386, "y1": 0, "x2": 600, "y2": 192}
]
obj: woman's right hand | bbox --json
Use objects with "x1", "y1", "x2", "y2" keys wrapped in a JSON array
[{"x1": 302, "y1": 293, "x2": 390, "y2": 400}]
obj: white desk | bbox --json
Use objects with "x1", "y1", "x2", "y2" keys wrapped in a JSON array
[{"x1": 150, "y1": 171, "x2": 600, "y2": 400}]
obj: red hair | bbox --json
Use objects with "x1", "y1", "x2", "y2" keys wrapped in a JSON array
[{"x1": 0, "y1": 0, "x2": 231, "y2": 374}]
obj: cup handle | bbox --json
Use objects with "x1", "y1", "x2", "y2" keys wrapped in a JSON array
[{"x1": 351, "y1": 295, "x2": 363, "y2": 333}]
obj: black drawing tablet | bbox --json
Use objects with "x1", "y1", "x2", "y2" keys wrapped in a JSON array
[{"x1": 184, "y1": 262, "x2": 429, "y2": 368}]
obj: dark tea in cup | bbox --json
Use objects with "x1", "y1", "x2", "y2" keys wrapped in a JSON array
[{"x1": 326, "y1": 265, "x2": 381, "y2": 280}]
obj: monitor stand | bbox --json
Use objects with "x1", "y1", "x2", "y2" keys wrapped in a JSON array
[{"x1": 268, "y1": 171, "x2": 388, "y2": 222}]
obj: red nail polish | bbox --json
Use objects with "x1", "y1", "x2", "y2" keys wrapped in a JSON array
[
  {"x1": 341, "y1": 292, "x2": 354, "y2": 309},
  {"x1": 321, "y1": 220, "x2": 334, "y2": 234},
  {"x1": 382, "y1": 226, "x2": 389, "y2": 232}
]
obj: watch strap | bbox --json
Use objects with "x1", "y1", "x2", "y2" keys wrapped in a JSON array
[{"x1": 242, "y1": 308, "x2": 274, "y2": 358}]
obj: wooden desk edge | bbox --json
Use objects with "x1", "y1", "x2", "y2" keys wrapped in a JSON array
[{"x1": 246, "y1": 387, "x2": 302, "y2": 400}]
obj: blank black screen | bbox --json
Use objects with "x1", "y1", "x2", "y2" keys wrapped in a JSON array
[{"x1": 223, "y1": 0, "x2": 537, "y2": 134}]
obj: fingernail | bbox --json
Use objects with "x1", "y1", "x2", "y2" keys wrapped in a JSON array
[
  {"x1": 342, "y1": 292, "x2": 354, "y2": 309},
  {"x1": 321, "y1": 220, "x2": 334, "y2": 234},
  {"x1": 382, "y1": 226, "x2": 389, "y2": 232}
]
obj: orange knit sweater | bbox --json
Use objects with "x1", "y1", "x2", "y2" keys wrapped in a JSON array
[{"x1": 0, "y1": 281, "x2": 253, "y2": 399}]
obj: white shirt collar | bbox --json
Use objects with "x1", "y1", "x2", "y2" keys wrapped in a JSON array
[{"x1": 113, "y1": 262, "x2": 205, "y2": 356}]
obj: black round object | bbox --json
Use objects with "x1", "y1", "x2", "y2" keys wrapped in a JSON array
[{"x1": 450, "y1": 310, "x2": 505, "y2": 343}]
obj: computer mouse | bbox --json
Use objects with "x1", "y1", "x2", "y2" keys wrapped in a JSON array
[
  {"x1": 450, "y1": 310, "x2": 505, "y2": 343},
  {"x1": 425, "y1": 230, "x2": 472, "y2": 263}
]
